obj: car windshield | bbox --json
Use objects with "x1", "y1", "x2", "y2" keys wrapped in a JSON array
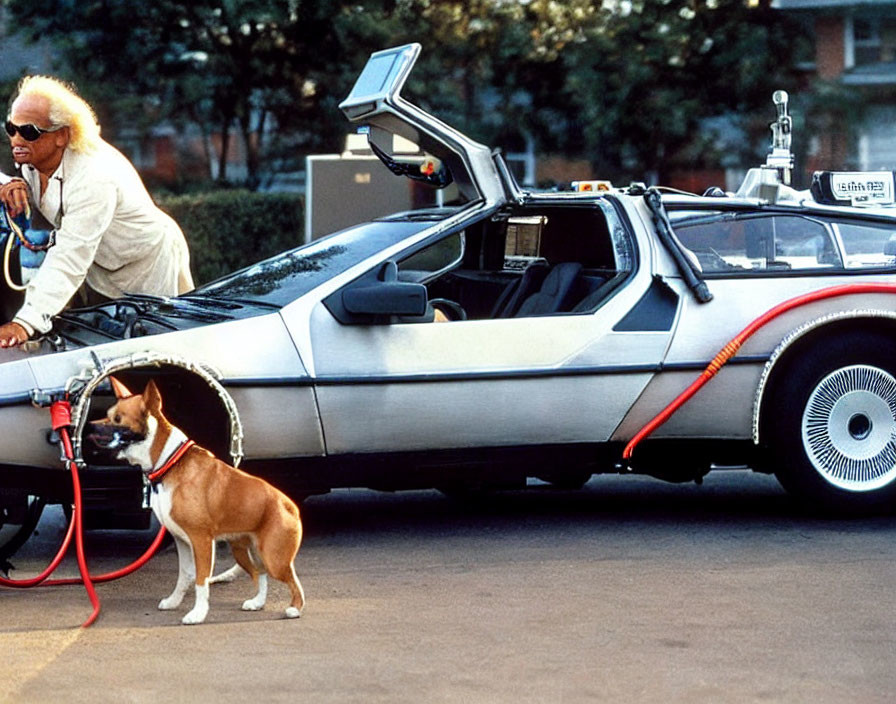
[
  {"x1": 190, "y1": 218, "x2": 441, "y2": 308},
  {"x1": 47, "y1": 216, "x2": 449, "y2": 348}
]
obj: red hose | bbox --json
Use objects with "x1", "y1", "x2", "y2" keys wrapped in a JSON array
[
  {"x1": 45, "y1": 525, "x2": 167, "y2": 586},
  {"x1": 623, "y1": 282, "x2": 896, "y2": 461},
  {"x1": 64, "y1": 426, "x2": 101, "y2": 627},
  {"x1": 0, "y1": 501, "x2": 76, "y2": 588},
  {"x1": 0, "y1": 399, "x2": 166, "y2": 627}
]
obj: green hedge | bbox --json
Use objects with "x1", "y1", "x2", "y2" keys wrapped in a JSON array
[{"x1": 156, "y1": 190, "x2": 305, "y2": 286}]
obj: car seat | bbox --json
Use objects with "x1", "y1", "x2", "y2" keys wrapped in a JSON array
[
  {"x1": 515, "y1": 262, "x2": 582, "y2": 316},
  {"x1": 492, "y1": 260, "x2": 549, "y2": 318},
  {"x1": 571, "y1": 273, "x2": 618, "y2": 313}
]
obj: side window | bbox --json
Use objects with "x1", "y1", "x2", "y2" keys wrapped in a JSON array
[
  {"x1": 835, "y1": 221, "x2": 896, "y2": 269},
  {"x1": 772, "y1": 216, "x2": 841, "y2": 268},
  {"x1": 386, "y1": 203, "x2": 636, "y2": 321},
  {"x1": 675, "y1": 214, "x2": 839, "y2": 274},
  {"x1": 397, "y1": 231, "x2": 465, "y2": 282},
  {"x1": 674, "y1": 215, "x2": 764, "y2": 272}
]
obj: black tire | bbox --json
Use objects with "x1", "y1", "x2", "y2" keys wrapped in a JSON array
[
  {"x1": 766, "y1": 331, "x2": 896, "y2": 514},
  {"x1": 0, "y1": 495, "x2": 46, "y2": 570}
]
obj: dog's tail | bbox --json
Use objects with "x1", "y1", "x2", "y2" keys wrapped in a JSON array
[{"x1": 209, "y1": 563, "x2": 244, "y2": 584}]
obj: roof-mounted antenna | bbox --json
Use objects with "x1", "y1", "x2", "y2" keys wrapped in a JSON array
[
  {"x1": 766, "y1": 90, "x2": 793, "y2": 186},
  {"x1": 736, "y1": 89, "x2": 796, "y2": 202}
]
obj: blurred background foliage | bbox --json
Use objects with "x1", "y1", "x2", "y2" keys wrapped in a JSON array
[
  {"x1": 0, "y1": 0, "x2": 808, "y2": 188},
  {"x1": 156, "y1": 190, "x2": 303, "y2": 284},
  {"x1": 0, "y1": 0, "x2": 828, "y2": 282}
]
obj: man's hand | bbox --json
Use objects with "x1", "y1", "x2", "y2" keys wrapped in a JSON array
[
  {"x1": 0, "y1": 322, "x2": 30, "y2": 348},
  {"x1": 0, "y1": 179, "x2": 30, "y2": 218}
]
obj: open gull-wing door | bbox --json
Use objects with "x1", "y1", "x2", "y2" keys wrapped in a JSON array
[{"x1": 339, "y1": 43, "x2": 515, "y2": 206}]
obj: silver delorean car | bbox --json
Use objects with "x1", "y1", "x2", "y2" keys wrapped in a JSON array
[{"x1": 4, "y1": 44, "x2": 896, "y2": 552}]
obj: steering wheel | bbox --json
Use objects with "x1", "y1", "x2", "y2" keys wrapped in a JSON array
[{"x1": 429, "y1": 298, "x2": 467, "y2": 321}]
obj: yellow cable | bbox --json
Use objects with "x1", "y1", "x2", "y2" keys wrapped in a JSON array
[{"x1": 3, "y1": 203, "x2": 31, "y2": 292}]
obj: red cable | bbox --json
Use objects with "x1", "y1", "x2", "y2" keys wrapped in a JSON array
[
  {"x1": 45, "y1": 525, "x2": 167, "y2": 586},
  {"x1": 622, "y1": 282, "x2": 896, "y2": 461},
  {"x1": 0, "y1": 399, "x2": 167, "y2": 627},
  {"x1": 63, "y1": 426, "x2": 101, "y2": 627},
  {"x1": 0, "y1": 503, "x2": 76, "y2": 588},
  {"x1": 0, "y1": 489, "x2": 165, "y2": 587}
]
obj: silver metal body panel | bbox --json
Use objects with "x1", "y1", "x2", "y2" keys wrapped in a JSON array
[
  {"x1": 0, "y1": 314, "x2": 326, "y2": 468},
  {"x1": 612, "y1": 193, "x2": 896, "y2": 442},
  {"x1": 613, "y1": 364, "x2": 764, "y2": 441},
  {"x1": 619, "y1": 277, "x2": 896, "y2": 440},
  {"x1": 308, "y1": 204, "x2": 673, "y2": 454},
  {"x1": 228, "y1": 386, "x2": 324, "y2": 459},
  {"x1": 663, "y1": 277, "x2": 896, "y2": 363},
  {"x1": 25, "y1": 314, "x2": 307, "y2": 390},
  {"x1": 316, "y1": 375, "x2": 650, "y2": 454},
  {"x1": 0, "y1": 405, "x2": 63, "y2": 467},
  {"x1": 0, "y1": 356, "x2": 37, "y2": 401}
]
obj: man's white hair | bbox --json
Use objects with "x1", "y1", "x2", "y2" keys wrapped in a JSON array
[{"x1": 14, "y1": 75, "x2": 101, "y2": 153}]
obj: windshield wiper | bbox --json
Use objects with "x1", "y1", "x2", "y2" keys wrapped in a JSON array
[
  {"x1": 178, "y1": 293, "x2": 281, "y2": 310},
  {"x1": 119, "y1": 293, "x2": 236, "y2": 322},
  {"x1": 643, "y1": 187, "x2": 713, "y2": 304}
]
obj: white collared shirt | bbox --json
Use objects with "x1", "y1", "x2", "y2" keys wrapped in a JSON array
[{"x1": 13, "y1": 140, "x2": 194, "y2": 333}]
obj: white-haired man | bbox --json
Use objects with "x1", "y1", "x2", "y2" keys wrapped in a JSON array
[{"x1": 0, "y1": 75, "x2": 193, "y2": 347}]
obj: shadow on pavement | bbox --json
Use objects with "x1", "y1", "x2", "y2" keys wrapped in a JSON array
[{"x1": 12, "y1": 469, "x2": 896, "y2": 564}]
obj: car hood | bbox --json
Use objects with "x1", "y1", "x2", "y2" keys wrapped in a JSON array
[{"x1": 339, "y1": 43, "x2": 517, "y2": 207}]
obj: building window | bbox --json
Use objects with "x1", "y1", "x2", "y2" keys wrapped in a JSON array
[{"x1": 853, "y1": 18, "x2": 896, "y2": 66}]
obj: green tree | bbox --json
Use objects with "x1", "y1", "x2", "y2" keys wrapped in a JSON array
[
  {"x1": 381, "y1": 0, "x2": 802, "y2": 184},
  {"x1": 535, "y1": 0, "x2": 803, "y2": 183},
  {"x1": 2, "y1": 0, "x2": 802, "y2": 188},
  {"x1": 2, "y1": 0, "x2": 408, "y2": 185}
]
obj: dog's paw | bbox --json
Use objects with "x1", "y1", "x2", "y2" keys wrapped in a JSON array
[
  {"x1": 158, "y1": 595, "x2": 183, "y2": 610},
  {"x1": 285, "y1": 606, "x2": 302, "y2": 619},
  {"x1": 241, "y1": 597, "x2": 265, "y2": 611},
  {"x1": 181, "y1": 607, "x2": 208, "y2": 625}
]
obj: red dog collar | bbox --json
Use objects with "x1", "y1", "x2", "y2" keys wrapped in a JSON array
[{"x1": 146, "y1": 439, "x2": 195, "y2": 484}]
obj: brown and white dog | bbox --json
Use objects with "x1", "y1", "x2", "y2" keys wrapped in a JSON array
[{"x1": 89, "y1": 378, "x2": 305, "y2": 625}]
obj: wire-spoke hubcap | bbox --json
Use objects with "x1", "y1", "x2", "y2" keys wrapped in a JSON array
[{"x1": 802, "y1": 364, "x2": 896, "y2": 492}]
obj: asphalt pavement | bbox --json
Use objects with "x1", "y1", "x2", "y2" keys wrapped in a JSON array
[{"x1": 3, "y1": 470, "x2": 896, "y2": 703}]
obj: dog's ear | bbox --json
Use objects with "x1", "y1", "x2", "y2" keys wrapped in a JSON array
[
  {"x1": 143, "y1": 380, "x2": 163, "y2": 414},
  {"x1": 109, "y1": 376, "x2": 133, "y2": 399}
]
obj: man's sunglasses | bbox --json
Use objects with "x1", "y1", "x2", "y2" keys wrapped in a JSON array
[{"x1": 5, "y1": 120, "x2": 65, "y2": 142}]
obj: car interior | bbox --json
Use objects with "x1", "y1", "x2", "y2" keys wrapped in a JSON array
[{"x1": 399, "y1": 204, "x2": 632, "y2": 321}]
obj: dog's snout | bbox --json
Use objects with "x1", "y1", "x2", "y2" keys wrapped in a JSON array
[{"x1": 87, "y1": 421, "x2": 144, "y2": 450}]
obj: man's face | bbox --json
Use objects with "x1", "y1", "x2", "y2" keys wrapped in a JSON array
[{"x1": 7, "y1": 94, "x2": 69, "y2": 174}]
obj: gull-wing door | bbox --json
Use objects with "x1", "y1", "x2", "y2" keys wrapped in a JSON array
[{"x1": 339, "y1": 43, "x2": 515, "y2": 207}]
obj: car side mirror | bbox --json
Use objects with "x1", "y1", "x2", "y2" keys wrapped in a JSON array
[{"x1": 342, "y1": 281, "x2": 427, "y2": 316}]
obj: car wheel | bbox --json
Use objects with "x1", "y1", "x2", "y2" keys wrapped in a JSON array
[
  {"x1": 767, "y1": 332, "x2": 896, "y2": 513},
  {"x1": 0, "y1": 494, "x2": 45, "y2": 570}
]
